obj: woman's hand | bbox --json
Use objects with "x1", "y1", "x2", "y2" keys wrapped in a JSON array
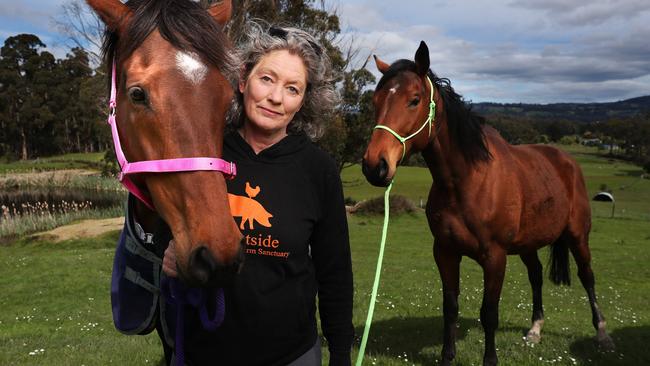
[{"x1": 162, "y1": 240, "x2": 178, "y2": 278}]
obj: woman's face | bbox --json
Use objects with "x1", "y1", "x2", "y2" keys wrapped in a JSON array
[{"x1": 239, "y1": 49, "x2": 308, "y2": 137}]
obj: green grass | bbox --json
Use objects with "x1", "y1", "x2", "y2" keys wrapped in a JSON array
[
  {"x1": 1, "y1": 146, "x2": 649, "y2": 365},
  {"x1": 568, "y1": 148, "x2": 650, "y2": 220},
  {"x1": 0, "y1": 152, "x2": 105, "y2": 173},
  {"x1": 348, "y1": 213, "x2": 650, "y2": 365},
  {"x1": 342, "y1": 165, "x2": 432, "y2": 205},
  {"x1": 0, "y1": 232, "x2": 164, "y2": 365},
  {"x1": 1, "y1": 214, "x2": 648, "y2": 365}
]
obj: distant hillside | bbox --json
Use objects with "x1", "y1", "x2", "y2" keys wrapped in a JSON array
[{"x1": 472, "y1": 95, "x2": 650, "y2": 123}]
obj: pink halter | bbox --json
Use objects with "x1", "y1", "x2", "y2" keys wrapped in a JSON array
[{"x1": 107, "y1": 60, "x2": 236, "y2": 210}]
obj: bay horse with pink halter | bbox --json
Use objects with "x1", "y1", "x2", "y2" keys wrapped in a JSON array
[
  {"x1": 86, "y1": 0, "x2": 242, "y2": 287},
  {"x1": 362, "y1": 41, "x2": 615, "y2": 365}
]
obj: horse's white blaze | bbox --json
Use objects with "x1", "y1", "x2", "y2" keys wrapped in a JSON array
[
  {"x1": 175, "y1": 51, "x2": 207, "y2": 85},
  {"x1": 389, "y1": 84, "x2": 400, "y2": 94}
]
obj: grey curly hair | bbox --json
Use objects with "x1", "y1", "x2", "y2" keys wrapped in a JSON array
[{"x1": 229, "y1": 21, "x2": 339, "y2": 140}]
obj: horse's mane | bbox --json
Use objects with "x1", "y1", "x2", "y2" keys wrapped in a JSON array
[
  {"x1": 377, "y1": 60, "x2": 492, "y2": 164},
  {"x1": 102, "y1": 0, "x2": 237, "y2": 89}
]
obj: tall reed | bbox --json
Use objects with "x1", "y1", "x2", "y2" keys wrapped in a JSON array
[{"x1": 1, "y1": 202, "x2": 123, "y2": 239}]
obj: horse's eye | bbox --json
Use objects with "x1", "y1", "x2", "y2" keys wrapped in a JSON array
[
  {"x1": 409, "y1": 96, "x2": 421, "y2": 107},
  {"x1": 128, "y1": 87, "x2": 147, "y2": 104}
]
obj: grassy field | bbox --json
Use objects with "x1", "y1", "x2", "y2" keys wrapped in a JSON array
[
  {"x1": 1, "y1": 146, "x2": 649, "y2": 365},
  {"x1": 342, "y1": 144, "x2": 650, "y2": 220},
  {"x1": 0, "y1": 152, "x2": 105, "y2": 173}
]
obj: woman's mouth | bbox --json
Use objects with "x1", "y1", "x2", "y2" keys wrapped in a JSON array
[{"x1": 258, "y1": 106, "x2": 282, "y2": 117}]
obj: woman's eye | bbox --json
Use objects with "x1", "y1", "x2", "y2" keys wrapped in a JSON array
[
  {"x1": 287, "y1": 86, "x2": 300, "y2": 95},
  {"x1": 260, "y1": 75, "x2": 273, "y2": 83},
  {"x1": 128, "y1": 87, "x2": 147, "y2": 104},
  {"x1": 408, "y1": 97, "x2": 420, "y2": 107}
]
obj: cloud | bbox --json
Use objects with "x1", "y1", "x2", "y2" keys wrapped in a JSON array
[
  {"x1": 0, "y1": 1, "x2": 66, "y2": 30},
  {"x1": 0, "y1": 3, "x2": 51, "y2": 23},
  {"x1": 510, "y1": 0, "x2": 650, "y2": 26},
  {"x1": 328, "y1": 0, "x2": 650, "y2": 103},
  {"x1": 2, "y1": 0, "x2": 649, "y2": 103}
]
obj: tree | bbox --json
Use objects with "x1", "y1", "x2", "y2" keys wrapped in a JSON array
[
  {"x1": 624, "y1": 116, "x2": 650, "y2": 163},
  {"x1": 53, "y1": 47, "x2": 103, "y2": 154},
  {"x1": 316, "y1": 66, "x2": 376, "y2": 171},
  {"x1": 0, "y1": 35, "x2": 107, "y2": 159},
  {"x1": 597, "y1": 119, "x2": 627, "y2": 156},
  {"x1": 53, "y1": 0, "x2": 104, "y2": 66},
  {"x1": 544, "y1": 120, "x2": 577, "y2": 142},
  {"x1": 486, "y1": 114, "x2": 541, "y2": 144},
  {"x1": 0, "y1": 34, "x2": 58, "y2": 159}
]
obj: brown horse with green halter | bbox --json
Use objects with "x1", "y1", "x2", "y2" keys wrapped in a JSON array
[
  {"x1": 362, "y1": 41, "x2": 615, "y2": 366},
  {"x1": 87, "y1": 0, "x2": 242, "y2": 286}
]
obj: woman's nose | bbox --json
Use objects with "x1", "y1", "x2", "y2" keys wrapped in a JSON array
[{"x1": 267, "y1": 86, "x2": 283, "y2": 104}]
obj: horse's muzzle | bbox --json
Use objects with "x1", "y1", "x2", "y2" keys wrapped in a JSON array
[
  {"x1": 186, "y1": 239, "x2": 245, "y2": 287},
  {"x1": 362, "y1": 157, "x2": 391, "y2": 187}
]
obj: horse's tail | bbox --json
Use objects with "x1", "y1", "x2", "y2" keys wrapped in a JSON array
[{"x1": 548, "y1": 240, "x2": 571, "y2": 286}]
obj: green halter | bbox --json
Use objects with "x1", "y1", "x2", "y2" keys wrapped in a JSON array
[{"x1": 373, "y1": 76, "x2": 436, "y2": 162}]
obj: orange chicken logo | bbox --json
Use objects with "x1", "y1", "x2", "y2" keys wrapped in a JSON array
[{"x1": 228, "y1": 182, "x2": 273, "y2": 230}]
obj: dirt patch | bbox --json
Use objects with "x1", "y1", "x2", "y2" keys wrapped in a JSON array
[{"x1": 33, "y1": 217, "x2": 124, "y2": 242}]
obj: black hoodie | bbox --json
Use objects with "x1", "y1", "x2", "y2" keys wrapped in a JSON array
[{"x1": 184, "y1": 131, "x2": 354, "y2": 365}]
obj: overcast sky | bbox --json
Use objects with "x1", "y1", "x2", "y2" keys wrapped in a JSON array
[{"x1": 2, "y1": 0, "x2": 649, "y2": 103}]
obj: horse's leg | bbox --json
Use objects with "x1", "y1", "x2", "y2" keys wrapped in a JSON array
[
  {"x1": 520, "y1": 252, "x2": 544, "y2": 343},
  {"x1": 433, "y1": 242, "x2": 461, "y2": 366},
  {"x1": 480, "y1": 247, "x2": 506, "y2": 366},
  {"x1": 568, "y1": 234, "x2": 616, "y2": 351}
]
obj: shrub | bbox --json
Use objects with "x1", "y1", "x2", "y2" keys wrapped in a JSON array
[
  {"x1": 535, "y1": 134, "x2": 550, "y2": 144},
  {"x1": 559, "y1": 135, "x2": 576, "y2": 145},
  {"x1": 101, "y1": 149, "x2": 120, "y2": 177}
]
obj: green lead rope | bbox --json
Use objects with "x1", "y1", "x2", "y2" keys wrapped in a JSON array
[{"x1": 355, "y1": 180, "x2": 393, "y2": 366}]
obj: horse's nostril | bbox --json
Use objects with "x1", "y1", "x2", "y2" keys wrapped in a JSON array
[
  {"x1": 378, "y1": 158, "x2": 388, "y2": 180},
  {"x1": 187, "y1": 244, "x2": 244, "y2": 287},
  {"x1": 189, "y1": 246, "x2": 217, "y2": 285}
]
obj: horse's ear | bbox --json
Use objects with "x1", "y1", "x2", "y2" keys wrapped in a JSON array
[
  {"x1": 414, "y1": 41, "x2": 430, "y2": 76},
  {"x1": 208, "y1": 0, "x2": 233, "y2": 26},
  {"x1": 85, "y1": 0, "x2": 131, "y2": 31},
  {"x1": 374, "y1": 55, "x2": 390, "y2": 74}
]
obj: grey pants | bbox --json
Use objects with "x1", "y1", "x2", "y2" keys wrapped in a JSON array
[{"x1": 286, "y1": 337, "x2": 322, "y2": 366}]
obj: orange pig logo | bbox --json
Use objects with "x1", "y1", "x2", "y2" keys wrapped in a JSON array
[{"x1": 228, "y1": 182, "x2": 273, "y2": 230}]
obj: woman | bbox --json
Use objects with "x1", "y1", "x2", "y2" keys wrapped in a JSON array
[{"x1": 160, "y1": 24, "x2": 353, "y2": 365}]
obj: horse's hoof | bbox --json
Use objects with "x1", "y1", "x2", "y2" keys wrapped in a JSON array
[
  {"x1": 525, "y1": 331, "x2": 541, "y2": 344},
  {"x1": 439, "y1": 354, "x2": 454, "y2": 366},
  {"x1": 596, "y1": 333, "x2": 616, "y2": 352},
  {"x1": 482, "y1": 354, "x2": 498, "y2": 366},
  {"x1": 482, "y1": 358, "x2": 498, "y2": 366}
]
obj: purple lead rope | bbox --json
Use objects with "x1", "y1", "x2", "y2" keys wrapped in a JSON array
[{"x1": 161, "y1": 277, "x2": 225, "y2": 366}]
